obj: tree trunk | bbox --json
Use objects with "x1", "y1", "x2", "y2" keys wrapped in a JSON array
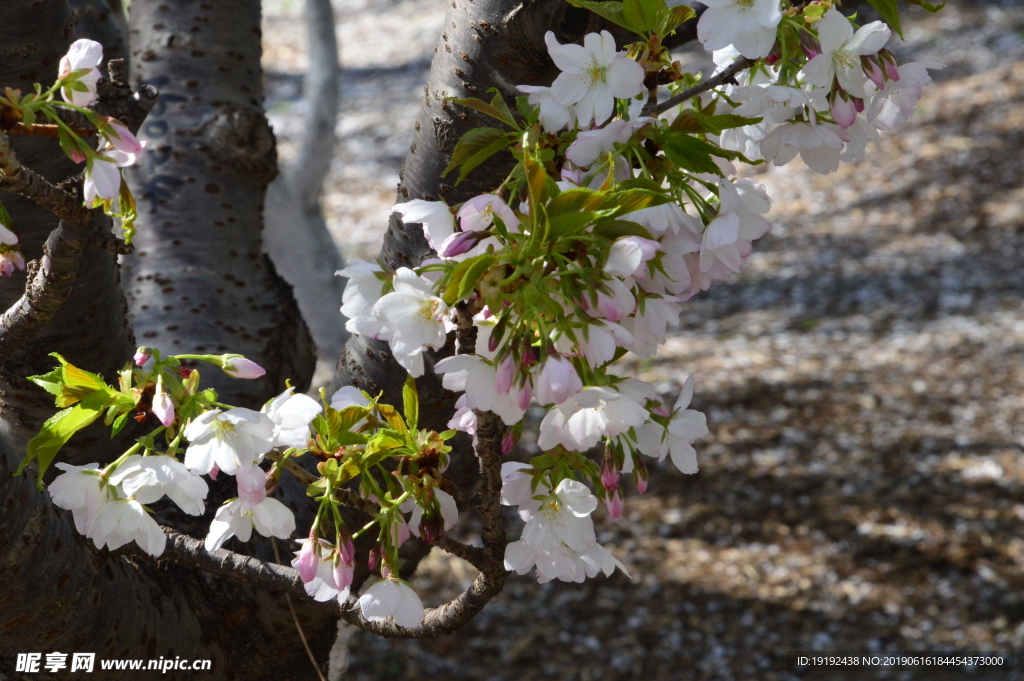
[{"x1": 122, "y1": 0, "x2": 315, "y2": 409}]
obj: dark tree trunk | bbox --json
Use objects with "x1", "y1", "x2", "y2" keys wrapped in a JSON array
[{"x1": 122, "y1": 0, "x2": 315, "y2": 409}]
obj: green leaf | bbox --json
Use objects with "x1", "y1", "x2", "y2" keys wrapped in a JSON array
[
  {"x1": 662, "y1": 133, "x2": 722, "y2": 175},
  {"x1": 0, "y1": 201, "x2": 10, "y2": 229},
  {"x1": 487, "y1": 88, "x2": 520, "y2": 130},
  {"x1": 442, "y1": 127, "x2": 511, "y2": 183},
  {"x1": 456, "y1": 254, "x2": 497, "y2": 302},
  {"x1": 377, "y1": 403, "x2": 408, "y2": 436},
  {"x1": 546, "y1": 187, "x2": 603, "y2": 216},
  {"x1": 18, "y1": 390, "x2": 114, "y2": 480},
  {"x1": 599, "y1": 188, "x2": 670, "y2": 215},
  {"x1": 666, "y1": 4, "x2": 696, "y2": 31},
  {"x1": 451, "y1": 96, "x2": 518, "y2": 129},
  {"x1": 592, "y1": 219, "x2": 654, "y2": 241},
  {"x1": 548, "y1": 212, "x2": 598, "y2": 238},
  {"x1": 865, "y1": 0, "x2": 902, "y2": 38},
  {"x1": 622, "y1": 0, "x2": 669, "y2": 35},
  {"x1": 566, "y1": 0, "x2": 636, "y2": 35},
  {"x1": 110, "y1": 411, "x2": 129, "y2": 438},
  {"x1": 902, "y1": 0, "x2": 944, "y2": 11},
  {"x1": 671, "y1": 111, "x2": 762, "y2": 135},
  {"x1": 402, "y1": 375, "x2": 419, "y2": 433},
  {"x1": 28, "y1": 353, "x2": 115, "y2": 408}
]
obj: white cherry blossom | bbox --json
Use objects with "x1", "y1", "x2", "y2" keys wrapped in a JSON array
[
  {"x1": 538, "y1": 386, "x2": 648, "y2": 451},
  {"x1": 59, "y1": 39, "x2": 104, "y2": 107},
  {"x1": 108, "y1": 454, "x2": 208, "y2": 516},
  {"x1": 546, "y1": 31, "x2": 645, "y2": 128},
  {"x1": 204, "y1": 496, "x2": 296, "y2": 551},
  {"x1": 357, "y1": 579, "x2": 425, "y2": 629},
  {"x1": 261, "y1": 388, "x2": 321, "y2": 449},
  {"x1": 86, "y1": 499, "x2": 166, "y2": 557},
  {"x1": 373, "y1": 267, "x2": 449, "y2": 377},
  {"x1": 802, "y1": 9, "x2": 891, "y2": 98},
  {"x1": 697, "y1": 0, "x2": 783, "y2": 60},
  {"x1": 517, "y1": 85, "x2": 574, "y2": 132},
  {"x1": 48, "y1": 462, "x2": 113, "y2": 534},
  {"x1": 183, "y1": 408, "x2": 275, "y2": 476}
]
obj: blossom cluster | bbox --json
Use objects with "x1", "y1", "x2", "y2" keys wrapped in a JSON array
[
  {"x1": 21, "y1": 0, "x2": 946, "y2": 636},
  {"x1": 339, "y1": 0, "x2": 943, "y2": 585}
]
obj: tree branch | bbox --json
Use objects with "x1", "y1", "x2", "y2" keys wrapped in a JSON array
[
  {"x1": 641, "y1": 56, "x2": 754, "y2": 118},
  {"x1": 0, "y1": 133, "x2": 92, "y2": 225},
  {"x1": 0, "y1": 215, "x2": 111, "y2": 363}
]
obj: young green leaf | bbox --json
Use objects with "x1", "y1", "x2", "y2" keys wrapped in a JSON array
[
  {"x1": 442, "y1": 127, "x2": 512, "y2": 183},
  {"x1": 865, "y1": 0, "x2": 902, "y2": 38},
  {"x1": 17, "y1": 390, "x2": 118, "y2": 481},
  {"x1": 402, "y1": 374, "x2": 419, "y2": 433},
  {"x1": 622, "y1": 0, "x2": 670, "y2": 35},
  {"x1": 566, "y1": 0, "x2": 636, "y2": 34},
  {"x1": 662, "y1": 132, "x2": 722, "y2": 175}
]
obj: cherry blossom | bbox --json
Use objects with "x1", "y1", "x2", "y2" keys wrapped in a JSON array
[
  {"x1": 108, "y1": 455, "x2": 208, "y2": 516},
  {"x1": 357, "y1": 579, "x2": 425, "y2": 629},
  {"x1": 86, "y1": 499, "x2": 166, "y2": 557},
  {"x1": 204, "y1": 496, "x2": 296, "y2": 551},
  {"x1": 372, "y1": 267, "x2": 449, "y2": 377},
  {"x1": 697, "y1": 0, "x2": 783, "y2": 60},
  {"x1": 292, "y1": 538, "x2": 353, "y2": 602},
  {"x1": 802, "y1": 9, "x2": 891, "y2": 99},
  {"x1": 261, "y1": 388, "x2": 322, "y2": 449},
  {"x1": 538, "y1": 386, "x2": 648, "y2": 451},
  {"x1": 338, "y1": 259, "x2": 388, "y2": 338},
  {"x1": 517, "y1": 85, "x2": 574, "y2": 132},
  {"x1": 546, "y1": 30, "x2": 645, "y2": 128},
  {"x1": 59, "y1": 39, "x2": 104, "y2": 107},
  {"x1": 48, "y1": 462, "x2": 111, "y2": 533},
  {"x1": 183, "y1": 408, "x2": 275, "y2": 476}
]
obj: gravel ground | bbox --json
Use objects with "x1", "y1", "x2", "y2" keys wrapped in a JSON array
[{"x1": 262, "y1": 1, "x2": 1024, "y2": 679}]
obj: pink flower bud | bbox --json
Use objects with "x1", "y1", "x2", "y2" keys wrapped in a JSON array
[
  {"x1": 236, "y1": 464, "x2": 267, "y2": 506},
  {"x1": 800, "y1": 33, "x2": 821, "y2": 60},
  {"x1": 151, "y1": 377, "x2": 175, "y2": 427},
  {"x1": 0, "y1": 249, "x2": 25, "y2": 277},
  {"x1": 333, "y1": 556, "x2": 354, "y2": 591},
  {"x1": 862, "y1": 56, "x2": 885, "y2": 89},
  {"x1": 381, "y1": 564, "x2": 393, "y2": 579},
  {"x1": 339, "y1": 534, "x2": 356, "y2": 565},
  {"x1": 368, "y1": 545, "x2": 381, "y2": 571},
  {"x1": 69, "y1": 148, "x2": 87, "y2": 164},
  {"x1": 533, "y1": 354, "x2": 583, "y2": 406},
  {"x1": 501, "y1": 428, "x2": 519, "y2": 453},
  {"x1": 495, "y1": 355, "x2": 515, "y2": 395},
  {"x1": 880, "y1": 50, "x2": 900, "y2": 81},
  {"x1": 636, "y1": 477, "x2": 648, "y2": 495},
  {"x1": 830, "y1": 92, "x2": 858, "y2": 129},
  {"x1": 223, "y1": 356, "x2": 265, "y2": 379},
  {"x1": 209, "y1": 463, "x2": 219, "y2": 481},
  {"x1": 600, "y1": 458, "x2": 620, "y2": 492},
  {"x1": 439, "y1": 230, "x2": 489, "y2": 258},
  {"x1": 106, "y1": 119, "x2": 146, "y2": 156},
  {"x1": 133, "y1": 349, "x2": 151, "y2": 366},
  {"x1": 296, "y1": 540, "x2": 320, "y2": 583},
  {"x1": 605, "y1": 490, "x2": 624, "y2": 520}
]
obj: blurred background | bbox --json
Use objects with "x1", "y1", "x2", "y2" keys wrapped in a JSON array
[{"x1": 262, "y1": 0, "x2": 1024, "y2": 678}]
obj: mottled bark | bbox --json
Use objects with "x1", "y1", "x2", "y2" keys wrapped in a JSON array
[
  {"x1": 265, "y1": 0, "x2": 347, "y2": 366},
  {"x1": 123, "y1": 0, "x2": 315, "y2": 409}
]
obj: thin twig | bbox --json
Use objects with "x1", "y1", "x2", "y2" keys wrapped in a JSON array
[
  {"x1": 641, "y1": 57, "x2": 755, "y2": 118},
  {"x1": 272, "y1": 538, "x2": 328, "y2": 681},
  {"x1": 440, "y1": 475, "x2": 480, "y2": 508}
]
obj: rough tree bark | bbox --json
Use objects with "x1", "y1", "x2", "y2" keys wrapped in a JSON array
[
  {"x1": 265, "y1": 0, "x2": 348, "y2": 369},
  {"x1": 122, "y1": 0, "x2": 315, "y2": 409}
]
